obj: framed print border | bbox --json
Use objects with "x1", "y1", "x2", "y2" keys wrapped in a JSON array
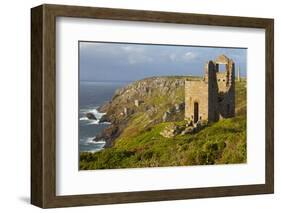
[{"x1": 31, "y1": 4, "x2": 274, "y2": 208}]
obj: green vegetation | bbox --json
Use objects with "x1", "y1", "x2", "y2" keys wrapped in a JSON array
[{"x1": 80, "y1": 80, "x2": 247, "y2": 170}]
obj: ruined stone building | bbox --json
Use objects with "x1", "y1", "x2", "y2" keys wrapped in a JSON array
[{"x1": 185, "y1": 55, "x2": 235, "y2": 123}]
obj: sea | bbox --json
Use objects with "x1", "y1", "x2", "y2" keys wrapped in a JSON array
[{"x1": 79, "y1": 81, "x2": 129, "y2": 153}]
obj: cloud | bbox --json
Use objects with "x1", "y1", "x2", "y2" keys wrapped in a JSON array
[
  {"x1": 79, "y1": 42, "x2": 247, "y2": 81},
  {"x1": 168, "y1": 51, "x2": 198, "y2": 63},
  {"x1": 182, "y1": 52, "x2": 197, "y2": 61},
  {"x1": 121, "y1": 45, "x2": 144, "y2": 53},
  {"x1": 128, "y1": 54, "x2": 153, "y2": 65},
  {"x1": 169, "y1": 53, "x2": 177, "y2": 62},
  {"x1": 120, "y1": 45, "x2": 153, "y2": 65}
]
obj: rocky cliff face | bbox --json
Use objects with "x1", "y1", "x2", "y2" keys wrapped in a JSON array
[{"x1": 95, "y1": 76, "x2": 187, "y2": 147}]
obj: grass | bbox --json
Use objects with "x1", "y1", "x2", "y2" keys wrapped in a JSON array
[{"x1": 80, "y1": 80, "x2": 247, "y2": 170}]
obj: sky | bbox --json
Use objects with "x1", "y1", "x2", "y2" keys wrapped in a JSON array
[{"x1": 79, "y1": 41, "x2": 247, "y2": 82}]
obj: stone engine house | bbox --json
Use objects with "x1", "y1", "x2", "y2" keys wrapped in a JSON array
[{"x1": 185, "y1": 55, "x2": 235, "y2": 123}]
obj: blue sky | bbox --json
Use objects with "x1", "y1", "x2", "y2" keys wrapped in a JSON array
[{"x1": 79, "y1": 42, "x2": 247, "y2": 82}]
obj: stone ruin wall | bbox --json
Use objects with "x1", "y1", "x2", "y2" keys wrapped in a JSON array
[
  {"x1": 185, "y1": 80, "x2": 208, "y2": 122},
  {"x1": 184, "y1": 55, "x2": 235, "y2": 123},
  {"x1": 216, "y1": 57, "x2": 235, "y2": 119}
]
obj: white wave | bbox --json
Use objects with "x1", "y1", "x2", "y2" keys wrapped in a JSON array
[
  {"x1": 99, "y1": 121, "x2": 111, "y2": 125},
  {"x1": 79, "y1": 107, "x2": 109, "y2": 125},
  {"x1": 85, "y1": 137, "x2": 96, "y2": 143},
  {"x1": 86, "y1": 138, "x2": 106, "y2": 153},
  {"x1": 79, "y1": 116, "x2": 100, "y2": 124},
  {"x1": 89, "y1": 108, "x2": 106, "y2": 120},
  {"x1": 93, "y1": 140, "x2": 106, "y2": 145},
  {"x1": 82, "y1": 137, "x2": 106, "y2": 153},
  {"x1": 87, "y1": 120, "x2": 100, "y2": 125},
  {"x1": 79, "y1": 117, "x2": 89, "y2": 121},
  {"x1": 86, "y1": 137, "x2": 105, "y2": 144},
  {"x1": 85, "y1": 149, "x2": 103, "y2": 153}
]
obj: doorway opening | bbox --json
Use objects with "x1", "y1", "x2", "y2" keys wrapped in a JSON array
[{"x1": 194, "y1": 102, "x2": 199, "y2": 123}]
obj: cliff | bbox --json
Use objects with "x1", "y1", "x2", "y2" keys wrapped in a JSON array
[{"x1": 95, "y1": 76, "x2": 191, "y2": 147}]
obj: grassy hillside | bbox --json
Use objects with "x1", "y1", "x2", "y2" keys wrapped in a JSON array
[{"x1": 80, "y1": 79, "x2": 247, "y2": 170}]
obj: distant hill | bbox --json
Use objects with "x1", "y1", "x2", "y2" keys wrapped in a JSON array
[{"x1": 80, "y1": 76, "x2": 247, "y2": 169}]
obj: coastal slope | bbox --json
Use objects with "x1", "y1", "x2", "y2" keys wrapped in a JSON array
[{"x1": 80, "y1": 76, "x2": 247, "y2": 169}]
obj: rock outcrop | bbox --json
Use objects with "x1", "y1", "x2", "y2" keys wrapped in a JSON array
[
  {"x1": 160, "y1": 124, "x2": 183, "y2": 138},
  {"x1": 99, "y1": 114, "x2": 109, "y2": 123},
  {"x1": 86, "y1": 112, "x2": 97, "y2": 120},
  {"x1": 95, "y1": 76, "x2": 186, "y2": 146},
  {"x1": 160, "y1": 119, "x2": 208, "y2": 138}
]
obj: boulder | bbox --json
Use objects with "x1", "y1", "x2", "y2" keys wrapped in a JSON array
[
  {"x1": 99, "y1": 114, "x2": 109, "y2": 123},
  {"x1": 167, "y1": 107, "x2": 175, "y2": 114},
  {"x1": 194, "y1": 120, "x2": 201, "y2": 129},
  {"x1": 134, "y1": 99, "x2": 140, "y2": 107},
  {"x1": 181, "y1": 126, "x2": 194, "y2": 135},
  {"x1": 134, "y1": 99, "x2": 144, "y2": 107},
  {"x1": 162, "y1": 111, "x2": 170, "y2": 122},
  {"x1": 94, "y1": 125, "x2": 119, "y2": 147},
  {"x1": 85, "y1": 112, "x2": 96, "y2": 120},
  {"x1": 160, "y1": 124, "x2": 181, "y2": 138},
  {"x1": 123, "y1": 107, "x2": 128, "y2": 116},
  {"x1": 147, "y1": 106, "x2": 157, "y2": 116},
  {"x1": 186, "y1": 120, "x2": 194, "y2": 127},
  {"x1": 125, "y1": 107, "x2": 135, "y2": 116},
  {"x1": 194, "y1": 120, "x2": 208, "y2": 132},
  {"x1": 175, "y1": 102, "x2": 185, "y2": 112}
]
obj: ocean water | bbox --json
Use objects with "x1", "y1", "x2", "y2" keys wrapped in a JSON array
[{"x1": 79, "y1": 81, "x2": 129, "y2": 153}]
